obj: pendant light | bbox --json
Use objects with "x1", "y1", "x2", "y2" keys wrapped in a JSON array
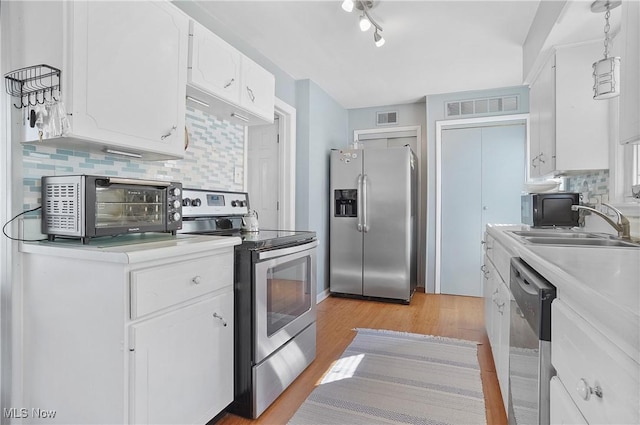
[{"x1": 591, "y1": 0, "x2": 621, "y2": 100}]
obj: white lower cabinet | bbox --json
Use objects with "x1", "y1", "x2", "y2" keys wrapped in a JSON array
[
  {"x1": 483, "y1": 236, "x2": 511, "y2": 415},
  {"x1": 550, "y1": 376, "x2": 588, "y2": 425},
  {"x1": 551, "y1": 300, "x2": 639, "y2": 425},
  {"x1": 130, "y1": 292, "x2": 233, "y2": 424},
  {"x1": 19, "y1": 237, "x2": 237, "y2": 424}
]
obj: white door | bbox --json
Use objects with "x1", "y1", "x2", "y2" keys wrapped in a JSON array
[
  {"x1": 248, "y1": 118, "x2": 279, "y2": 229},
  {"x1": 440, "y1": 123, "x2": 525, "y2": 296}
]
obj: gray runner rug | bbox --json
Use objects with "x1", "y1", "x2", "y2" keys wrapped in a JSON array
[{"x1": 288, "y1": 328, "x2": 487, "y2": 425}]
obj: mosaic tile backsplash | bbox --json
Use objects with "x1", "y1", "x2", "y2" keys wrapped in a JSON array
[
  {"x1": 22, "y1": 107, "x2": 245, "y2": 210},
  {"x1": 565, "y1": 169, "x2": 610, "y2": 204}
]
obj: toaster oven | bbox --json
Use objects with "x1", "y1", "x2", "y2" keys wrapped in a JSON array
[{"x1": 41, "y1": 175, "x2": 182, "y2": 244}]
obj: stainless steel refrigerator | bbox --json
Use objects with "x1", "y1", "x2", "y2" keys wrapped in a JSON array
[{"x1": 329, "y1": 146, "x2": 417, "y2": 303}]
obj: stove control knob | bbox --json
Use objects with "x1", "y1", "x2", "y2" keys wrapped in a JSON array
[
  {"x1": 182, "y1": 198, "x2": 191, "y2": 207},
  {"x1": 172, "y1": 200, "x2": 181, "y2": 209},
  {"x1": 171, "y1": 187, "x2": 181, "y2": 196},
  {"x1": 239, "y1": 200, "x2": 246, "y2": 207},
  {"x1": 231, "y1": 200, "x2": 238, "y2": 207},
  {"x1": 171, "y1": 212, "x2": 181, "y2": 222},
  {"x1": 191, "y1": 198, "x2": 202, "y2": 207}
]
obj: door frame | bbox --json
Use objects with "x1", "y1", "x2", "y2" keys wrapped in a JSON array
[
  {"x1": 435, "y1": 114, "x2": 529, "y2": 294},
  {"x1": 244, "y1": 97, "x2": 296, "y2": 230}
]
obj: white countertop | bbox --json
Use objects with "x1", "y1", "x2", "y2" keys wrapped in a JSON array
[
  {"x1": 487, "y1": 224, "x2": 640, "y2": 364},
  {"x1": 20, "y1": 233, "x2": 241, "y2": 264}
]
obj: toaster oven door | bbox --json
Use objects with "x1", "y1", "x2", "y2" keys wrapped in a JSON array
[{"x1": 86, "y1": 177, "x2": 168, "y2": 236}]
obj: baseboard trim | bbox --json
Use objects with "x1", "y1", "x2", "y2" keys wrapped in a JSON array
[{"x1": 316, "y1": 288, "x2": 330, "y2": 304}]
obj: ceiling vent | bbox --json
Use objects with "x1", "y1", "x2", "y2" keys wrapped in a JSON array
[
  {"x1": 376, "y1": 110, "x2": 398, "y2": 126},
  {"x1": 445, "y1": 95, "x2": 519, "y2": 118}
]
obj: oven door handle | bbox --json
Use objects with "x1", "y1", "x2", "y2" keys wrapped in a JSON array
[{"x1": 257, "y1": 240, "x2": 318, "y2": 260}]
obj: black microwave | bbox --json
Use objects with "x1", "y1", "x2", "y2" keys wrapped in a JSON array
[
  {"x1": 521, "y1": 193, "x2": 580, "y2": 228},
  {"x1": 42, "y1": 175, "x2": 183, "y2": 244}
]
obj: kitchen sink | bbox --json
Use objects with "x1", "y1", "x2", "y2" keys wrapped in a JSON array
[
  {"x1": 507, "y1": 230, "x2": 640, "y2": 248},
  {"x1": 523, "y1": 237, "x2": 640, "y2": 248},
  {"x1": 510, "y1": 230, "x2": 600, "y2": 239}
]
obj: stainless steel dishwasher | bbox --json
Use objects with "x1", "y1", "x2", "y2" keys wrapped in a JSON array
[{"x1": 508, "y1": 258, "x2": 556, "y2": 425}]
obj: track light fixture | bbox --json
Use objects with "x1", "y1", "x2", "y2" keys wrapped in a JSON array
[{"x1": 342, "y1": 0, "x2": 385, "y2": 47}]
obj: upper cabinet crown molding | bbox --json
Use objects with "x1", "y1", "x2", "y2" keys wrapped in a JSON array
[
  {"x1": 619, "y1": 0, "x2": 640, "y2": 145},
  {"x1": 8, "y1": 0, "x2": 189, "y2": 161},
  {"x1": 186, "y1": 20, "x2": 275, "y2": 127}
]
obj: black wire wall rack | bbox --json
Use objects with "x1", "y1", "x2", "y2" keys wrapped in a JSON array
[{"x1": 4, "y1": 64, "x2": 61, "y2": 109}]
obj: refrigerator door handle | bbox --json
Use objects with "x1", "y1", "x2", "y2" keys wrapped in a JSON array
[
  {"x1": 363, "y1": 174, "x2": 369, "y2": 232},
  {"x1": 356, "y1": 174, "x2": 363, "y2": 232}
]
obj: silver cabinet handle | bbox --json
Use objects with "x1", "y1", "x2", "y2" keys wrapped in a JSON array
[
  {"x1": 356, "y1": 174, "x2": 363, "y2": 232},
  {"x1": 191, "y1": 276, "x2": 201, "y2": 285},
  {"x1": 538, "y1": 153, "x2": 546, "y2": 164},
  {"x1": 246, "y1": 86, "x2": 256, "y2": 103},
  {"x1": 224, "y1": 78, "x2": 235, "y2": 89},
  {"x1": 577, "y1": 378, "x2": 602, "y2": 401},
  {"x1": 481, "y1": 264, "x2": 489, "y2": 278},
  {"x1": 161, "y1": 125, "x2": 177, "y2": 140},
  {"x1": 362, "y1": 174, "x2": 369, "y2": 232},
  {"x1": 213, "y1": 312, "x2": 227, "y2": 327}
]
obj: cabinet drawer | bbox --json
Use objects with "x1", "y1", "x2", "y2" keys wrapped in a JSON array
[
  {"x1": 552, "y1": 300, "x2": 639, "y2": 424},
  {"x1": 485, "y1": 234, "x2": 511, "y2": 283},
  {"x1": 130, "y1": 252, "x2": 234, "y2": 318}
]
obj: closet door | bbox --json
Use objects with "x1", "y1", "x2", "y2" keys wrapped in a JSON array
[
  {"x1": 440, "y1": 124, "x2": 525, "y2": 296},
  {"x1": 440, "y1": 127, "x2": 483, "y2": 296}
]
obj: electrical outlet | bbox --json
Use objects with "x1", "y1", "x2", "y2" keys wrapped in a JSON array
[{"x1": 234, "y1": 166, "x2": 243, "y2": 184}]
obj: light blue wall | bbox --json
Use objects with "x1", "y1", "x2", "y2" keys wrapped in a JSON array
[
  {"x1": 425, "y1": 85, "x2": 530, "y2": 293},
  {"x1": 347, "y1": 103, "x2": 427, "y2": 139},
  {"x1": 296, "y1": 79, "x2": 349, "y2": 295}
]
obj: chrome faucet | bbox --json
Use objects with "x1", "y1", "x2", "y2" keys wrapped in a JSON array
[{"x1": 571, "y1": 203, "x2": 631, "y2": 240}]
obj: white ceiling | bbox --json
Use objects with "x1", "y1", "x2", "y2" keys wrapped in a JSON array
[{"x1": 177, "y1": 1, "x2": 620, "y2": 110}]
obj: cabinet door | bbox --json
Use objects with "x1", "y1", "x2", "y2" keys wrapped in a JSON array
[
  {"x1": 71, "y1": 1, "x2": 188, "y2": 158},
  {"x1": 483, "y1": 255, "x2": 498, "y2": 348},
  {"x1": 189, "y1": 20, "x2": 241, "y2": 104},
  {"x1": 537, "y1": 54, "x2": 556, "y2": 176},
  {"x1": 620, "y1": 0, "x2": 640, "y2": 145},
  {"x1": 495, "y1": 277, "x2": 510, "y2": 412},
  {"x1": 528, "y1": 73, "x2": 542, "y2": 178},
  {"x1": 129, "y1": 291, "x2": 234, "y2": 424},
  {"x1": 240, "y1": 56, "x2": 275, "y2": 122},
  {"x1": 550, "y1": 376, "x2": 588, "y2": 425},
  {"x1": 555, "y1": 42, "x2": 609, "y2": 170}
]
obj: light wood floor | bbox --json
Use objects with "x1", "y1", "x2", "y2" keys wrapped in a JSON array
[{"x1": 217, "y1": 292, "x2": 507, "y2": 425}]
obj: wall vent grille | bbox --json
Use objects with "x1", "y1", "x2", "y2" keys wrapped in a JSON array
[
  {"x1": 445, "y1": 95, "x2": 519, "y2": 117},
  {"x1": 376, "y1": 111, "x2": 398, "y2": 126}
]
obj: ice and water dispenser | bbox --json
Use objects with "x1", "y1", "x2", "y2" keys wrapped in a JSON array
[{"x1": 334, "y1": 189, "x2": 358, "y2": 217}]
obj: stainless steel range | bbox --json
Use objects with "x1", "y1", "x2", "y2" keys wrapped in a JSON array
[{"x1": 179, "y1": 188, "x2": 317, "y2": 419}]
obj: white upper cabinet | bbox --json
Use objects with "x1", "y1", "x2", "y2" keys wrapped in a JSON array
[
  {"x1": 9, "y1": 1, "x2": 189, "y2": 160},
  {"x1": 188, "y1": 21, "x2": 241, "y2": 105},
  {"x1": 619, "y1": 0, "x2": 640, "y2": 145},
  {"x1": 528, "y1": 41, "x2": 609, "y2": 178},
  {"x1": 240, "y1": 55, "x2": 277, "y2": 121},
  {"x1": 186, "y1": 20, "x2": 275, "y2": 126}
]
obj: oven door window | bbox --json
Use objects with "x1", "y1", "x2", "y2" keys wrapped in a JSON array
[
  {"x1": 266, "y1": 256, "x2": 311, "y2": 336},
  {"x1": 95, "y1": 186, "x2": 165, "y2": 228}
]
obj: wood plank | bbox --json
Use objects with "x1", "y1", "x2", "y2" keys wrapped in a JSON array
[{"x1": 215, "y1": 293, "x2": 507, "y2": 425}]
